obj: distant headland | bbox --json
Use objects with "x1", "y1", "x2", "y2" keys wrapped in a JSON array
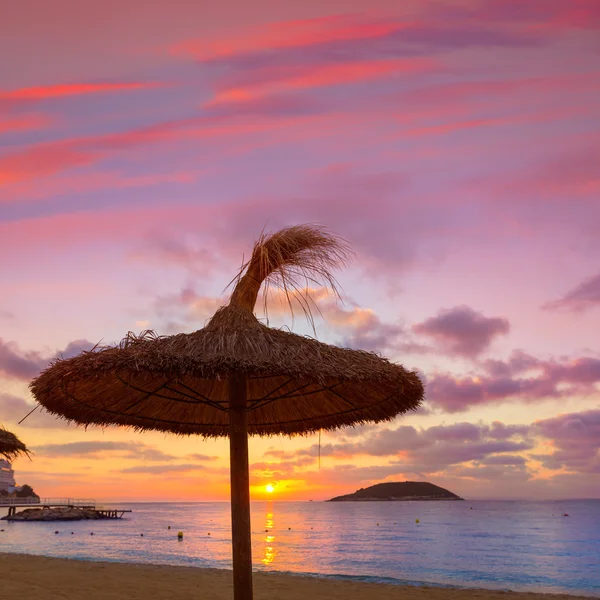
[{"x1": 327, "y1": 481, "x2": 464, "y2": 502}]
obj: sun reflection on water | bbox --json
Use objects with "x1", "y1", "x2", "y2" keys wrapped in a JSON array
[{"x1": 261, "y1": 503, "x2": 278, "y2": 565}]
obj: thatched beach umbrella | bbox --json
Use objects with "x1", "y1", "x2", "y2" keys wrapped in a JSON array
[
  {"x1": 0, "y1": 427, "x2": 30, "y2": 461},
  {"x1": 31, "y1": 225, "x2": 424, "y2": 600}
]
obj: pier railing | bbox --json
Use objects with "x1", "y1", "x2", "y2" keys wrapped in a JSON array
[{"x1": 0, "y1": 497, "x2": 95, "y2": 506}]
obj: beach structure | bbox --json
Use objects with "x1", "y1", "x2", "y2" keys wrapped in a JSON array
[
  {"x1": 2, "y1": 500, "x2": 131, "y2": 520},
  {"x1": 30, "y1": 225, "x2": 424, "y2": 600},
  {"x1": 0, "y1": 427, "x2": 30, "y2": 462},
  {"x1": 0, "y1": 459, "x2": 17, "y2": 493}
]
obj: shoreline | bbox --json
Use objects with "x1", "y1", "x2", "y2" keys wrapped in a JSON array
[{"x1": 0, "y1": 553, "x2": 593, "y2": 600}]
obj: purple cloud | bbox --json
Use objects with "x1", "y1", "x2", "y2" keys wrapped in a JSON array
[
  {"x1": 0, "y1": 393, "x2": 68, "y2": 429},
  {"x1": 532, "y1": 409, "x2": 600, "y2": 474},
  {"x1": 0, "y1": 338, "x2": 45, "y2": 380},
  {"x1": 297, "y1": 421, "x2": 532, "y2": 474},
  {"x1": 426, "y1": 352, "x2": 600, "y2": 413},
  {"x1": 413, "y1": 305, "x2": 510, "y2": 357},
  {"x1": 487, "y1": 421, "x2": 530, "y2": 440},
  {"x1": 120, "y1": 464, "x2": 207, "y2": 474},
  {"x1": 186, "y1": 453, "x2": 219, "y2": 461},
  {"x1": 439, "y1": 0, "x2": 600, "y2": 31},
  {"x1": 543, "y1": 271, "x2": 600, "y2": 313},
  {"x1": 34, "y1": 440, "x2": 176, "y2": 461},
  {"x1": 0, "y1": 337, "x2": 95, "y2": 381},
  {"x1": 200, "y1": 12, "x2": 543, "y2": 78},
  {"x1": 131, "y1": 235, "x2": 218, "y2": 276},
  {"x1": 58, "y1": 339, "x2": 97, "y2": 359},
  {"x1": 481, "y1": 455, "x2": 527, "y2": 466}
]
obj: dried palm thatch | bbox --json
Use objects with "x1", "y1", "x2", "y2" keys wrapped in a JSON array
[
  {"x1": 30, "y1": 225, "x2": 423, "y2": 436},
  {"x1": 0, "y1": 427, "x2": 30, "y2": 461},
  {"x1": 30, "y1": 224, "x2": 424, "y2": 600}
]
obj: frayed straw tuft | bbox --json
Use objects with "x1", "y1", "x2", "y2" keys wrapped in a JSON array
[{"x1": 228, "y1": 224, "x2": 352, "y2": 328}]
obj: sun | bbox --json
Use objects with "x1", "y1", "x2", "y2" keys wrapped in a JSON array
[{"x1": 265, "y1": 484, "x2": 275, "y2": 494}]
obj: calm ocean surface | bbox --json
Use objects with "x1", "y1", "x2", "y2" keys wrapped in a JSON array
[{"x1": 1, "y1": 500, "x2": 599, "y2": 596}]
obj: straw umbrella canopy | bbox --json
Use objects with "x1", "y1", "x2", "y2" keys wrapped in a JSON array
[
  {"x1": 0, "y1": 427, "x2": 30, "y2": 461},
  {"x1": 31, "y1": 225, "x2": 424, "y2": 600}
]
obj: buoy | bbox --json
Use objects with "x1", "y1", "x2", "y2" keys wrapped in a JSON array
[
  {"x1": 71, "y1": 532, "x2": 74, "y2": 535},
  {"x1": 178, "y1": 531, "x2": 184, "y2": 540},
  {"x1": 168, "y1": 526, "x2": 171, "y2": 530},
  {"x1": 563, "y1": 513, "x2": 569, "y2": 517},
  {"x1": 208, "y1": 532, "x2": 211, "y2": 536},
  {"x1": 310, "y1": 527, "x2": 313, "y2": 530},
  {"x1": 288, "y1": 527, "x2": 291, "y2": 530},
  {"x1": 141, "y1": 533, "x2": 144, "y2": 537},
  {"x1": 416, "y1": 519, "x2": 420, "y2": 524},
  {"x1": 376, "y1": 523, "x2": 379, "y2": 526},
  {"x1": 55, "y1": 531, "x2": 59, "y2": 534},
  {"x1": 90, "y1": 532, "x2": 94, "y2": 536},
  {"x1": 265, "y1": 529, "x2": 268, "y2": 532}
]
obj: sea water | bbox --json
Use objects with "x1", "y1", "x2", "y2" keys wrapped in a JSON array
[{"x1": 1, "y1": 500, "x2": 599, "y2": 596}]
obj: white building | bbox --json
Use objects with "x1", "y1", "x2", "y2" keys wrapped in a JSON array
[{"x1": 0, "y1": 459, "x2": 17, "y2": 493}]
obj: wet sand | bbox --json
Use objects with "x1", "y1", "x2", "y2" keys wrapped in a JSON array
[{"x1": 0, "y1": 553, "x2": 590, "y2": 600}]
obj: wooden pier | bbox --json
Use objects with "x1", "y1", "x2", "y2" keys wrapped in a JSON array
[
  {"x1": 1, "y1": 498, "x2": 131, "y2": 519},
  {"x1": 95, "y1": 508, "x2": 131, "y2": 519}
]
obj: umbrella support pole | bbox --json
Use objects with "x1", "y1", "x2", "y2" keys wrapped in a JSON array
[{"x1": 229, "y1": 373, "x2": 253, "y2": 600}]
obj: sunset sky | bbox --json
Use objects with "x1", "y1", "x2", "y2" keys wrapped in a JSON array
[{"x1": 1, "y1": 0, "x2": 599, "y2": 502}]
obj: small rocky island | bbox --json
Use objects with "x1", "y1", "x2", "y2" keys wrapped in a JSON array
[{"x1": 328, "y1": 481, "x2": 464, "y2": 502}]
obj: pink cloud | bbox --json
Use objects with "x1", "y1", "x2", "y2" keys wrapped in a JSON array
[
  {"x1": 405, "y1": 72, "x2": 600, "y2": 106},
  {"x1": 0, "y1": 109, "x2": 345, "y2": 192},
  {"x1": 297, "y1": 421, "x2": 533, "y2": 472},
  {"x1": 448, "y1": 0, "x2": 600, "y2": 32},
  {"x1": 1, "y1": 165, "x2": 406, "y2": 265},
  {"x1": 0, "y1": 118, "x2": 207, "y2": 188},
  {"x1": 171, "y1": 14, "x2": 400, "y2": 59},
  {"x1": 413, "y1": 305, "x2": 510, "y2": 357},
  {"x1": 150, "y1": 287, "x2": 226, "y2": 333},
  {"x1": 468, "y1": 140, "x2": 600, "y2": 203},
  {"x1": 426, "y1": 352, "x2": 600, "y2": 413},
  {"x1": 0, "y1": 393, "x2": 69, "y2": 429},
  {"x1": 130, "y1": 237, "x2": 218, "y2": 276},
  {"x1": 515, "y1": 0, "x2": 600, "y2": 32},
  {"x1": 519, "y1": 143, "x2": 600, "y2": 198},
  {"x1": 173, "y1": 5, "x2": 562, "y2": 76},
  {"x1": 34, "y1": 440, "x2": 175, "y2": 461},
  {"x1": 0, "y1": 337, "x2": 93, "y2": 381},
  {"x1": 2, "y1": 168, "x2": 199, "y2": 203},
  {"x1": 543, "y1": 271, "x2": 600, "y2": 313},
  {"x1": 0, "y1": 338, "x2": 50, "y2": 380},
  {"x1": 324, "y1": 303, "x2": 427, "y2": 355},
  {"x1": 0, "y1": 202, "x2": 216, "y2": 255},
  {"x1": 0, "y1": 113, "x2": 51, "y2": 135},
  {"x1": 0, "y1": 139, "x2": 96, "y2": 185},
  {"x1": 405, "y1": 116, "x2": 515, "y2": 137},
  {"x1": 532, "y1": 409, "x2": 600, "y2": 473},
  {"x1": 207, "y1": 58, "x2": 437, "y2": 107},
  {"x1": 0, "y1": 81, "x2": 159, "y2": 101}
]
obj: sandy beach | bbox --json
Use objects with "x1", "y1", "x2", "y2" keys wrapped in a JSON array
[{"x1": 0, "y1": 553, "x2": 590, "y2": 600}]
